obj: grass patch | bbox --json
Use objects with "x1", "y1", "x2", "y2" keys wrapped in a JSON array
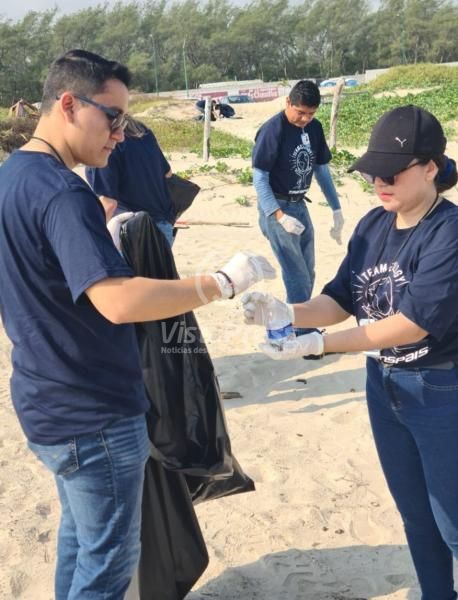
[
  {"x1": 319, "y1": 83, "x2": 458, "y2": 147},
  {"x1": 368, "y1": 63, "x2": 458, "y2": 92},
  {"x1": 128, "y1": 95, "x2": 174, "y2": 114},
  {"x1": 141, "y1": 117, "x2": 253, "y2": 157},
  {"x1": 234, "y1": 195, "x2": 251, "y2": 206}
]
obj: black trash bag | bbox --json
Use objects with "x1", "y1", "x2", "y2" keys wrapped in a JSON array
[
  {"x1": 186, "y1": 455, "x2": 255, "y2": 505},
  {"x1": 138, "y1": 457, "x2": 209, "y2": 600},
  {"x1": 167, "y1": 174, "x2": 200, "y2": 220},
  {"x1": 120, "y1": 212, "x2": 247, "y2": 482}
]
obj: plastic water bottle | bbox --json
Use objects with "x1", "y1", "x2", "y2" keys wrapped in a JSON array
[{"x1": 265, "y1": 300, "x2": 296, "y2": 349}]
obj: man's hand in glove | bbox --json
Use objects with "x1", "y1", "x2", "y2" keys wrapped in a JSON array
[
  {"x1": 277, "y1": 213, "x2": 305, "y2": 236},
  {"x1": 107, "y1": 212, "x2": 135, "y2": 252},
  {"x1": 330, "y1": 209, "x2": 344, "y2": 245},
  {"x1": 210, "y1": 252, "x2": 276, "y2": 300}
]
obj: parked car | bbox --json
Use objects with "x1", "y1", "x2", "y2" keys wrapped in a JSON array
[
  {"x1": 221, "y1": 94, "x2": 253, "y2": 104},
  {"x1": 319, "y1": 78, "x2": 359, "y2": 88}
]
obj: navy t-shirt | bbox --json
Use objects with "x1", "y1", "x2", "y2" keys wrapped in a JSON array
[
  {"x1": 252, "y1": 111, "x2": 332, "y2": 197},
  {"x1": 322, "y1": 200, "x2": 458, "y2": 367},
  {"x1": 0, "y1": 151, "x2": 149, "y2": 444},
  {"x1": 86, "y1": 128, "x2": 174, "y2": 224}
]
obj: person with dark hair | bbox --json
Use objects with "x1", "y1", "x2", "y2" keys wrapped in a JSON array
[
  {"x1": 0, "y1": 49, "x2": 274, "y2": 600},
  {"x1": 252, "y1": 79, "x2": 344, "y2": 336},
  {"x1": 243, "y1": 105, "x2": 458, "y2": 599},
  {"x1": 86, "y1": 118, "x2": 176, "y2": 246},
  {"x1": 195, "y1": 98, "x2": 219, "y2": 121}
]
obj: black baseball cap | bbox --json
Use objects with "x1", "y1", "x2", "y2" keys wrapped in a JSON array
[{"x1": 348, "y1": 105, "x2": 446, "y2": 177}]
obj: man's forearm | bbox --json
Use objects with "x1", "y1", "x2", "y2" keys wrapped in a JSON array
[
  {"x1": 253, "y1": 167, "x2": 280, "y2": 216},
  {"x1": 86, "y1": 275, "x2": 221, "y2": 324},
  {"x1": 314, "y1": 163, "x2": 341, "y2": 211}
]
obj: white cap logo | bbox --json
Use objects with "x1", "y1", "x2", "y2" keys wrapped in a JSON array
[{"x1": 395, "y1": 137, "x2": 407, "y2": 147}]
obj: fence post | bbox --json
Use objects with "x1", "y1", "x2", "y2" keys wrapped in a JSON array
[
  {"x1": 203, "y1": 97, "x2": 211, "y2": 162},
  {"x1": 329, "y1": 78, "x2": 345, "y2": 150}
]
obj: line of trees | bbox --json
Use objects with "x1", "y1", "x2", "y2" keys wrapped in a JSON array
[{"x1": 0, "y1": 0, "x2": 457, "y2": 104}]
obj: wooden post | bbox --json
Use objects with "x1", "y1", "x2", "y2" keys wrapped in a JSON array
[
  {"x1": 329, "y1": 78, "x2": 345, "y2": 150},
  {"x1": 202, "y1": 97, "x2": 212, "y2": 162}
]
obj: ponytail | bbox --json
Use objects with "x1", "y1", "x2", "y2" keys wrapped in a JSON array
[{"x1": 434, "y1": 155, "x2": 457, "y2": 193}]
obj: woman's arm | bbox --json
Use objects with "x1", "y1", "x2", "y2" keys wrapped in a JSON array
[
  {"x1": 293, "y1": 294, "x2": 351, "y2": 327},
  {"x1": 323, "y1": 312, "x2": 428, "y2": 354}
]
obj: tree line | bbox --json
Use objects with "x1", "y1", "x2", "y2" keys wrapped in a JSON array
[{"x1": 0, "y1": 0, "x2": 457, "y2": 105}]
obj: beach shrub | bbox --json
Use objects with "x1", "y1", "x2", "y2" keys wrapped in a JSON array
[
  {"x1": 319, "y1": 83, "x2": 458, "y2": 147},
  {"x1": 368, "y1": 64, "x2": 458, "y2": 92}
]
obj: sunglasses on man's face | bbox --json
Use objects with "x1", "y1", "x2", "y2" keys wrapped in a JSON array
[
  {"x1": 72, "y1": 94, "x2": 128, "y2": 131},
  {"x1": 360, "y1": 160, "x2": 424, "y2": 186}
]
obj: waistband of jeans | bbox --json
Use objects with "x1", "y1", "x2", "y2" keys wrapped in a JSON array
[
  {"x1": 274, "y1": 192, "x2": 308, "y2": 203},
  {"x1": 380, "y1": 359, "x2": 457, "y2": 370}
]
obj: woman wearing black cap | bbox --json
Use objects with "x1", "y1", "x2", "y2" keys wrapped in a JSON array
[{"x1": 242, "y1": 105, "x2": 458, "y2": 599}]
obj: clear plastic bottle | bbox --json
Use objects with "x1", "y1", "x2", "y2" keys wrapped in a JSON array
[{"x1": 265, "y1": 299, "x2": 296, "y2": 349}]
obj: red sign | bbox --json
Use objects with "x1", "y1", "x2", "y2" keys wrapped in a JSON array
[
  {"x1": 239, "y1": 87, "x2": 279, "y2": 101},
  {"x1": 200, "y1": 91, "x2": 228, "y2": 100}
]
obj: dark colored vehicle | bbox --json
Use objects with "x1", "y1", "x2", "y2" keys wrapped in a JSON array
[{"x1": 223, "y1": 94, "x2": 252, "y2": 104}]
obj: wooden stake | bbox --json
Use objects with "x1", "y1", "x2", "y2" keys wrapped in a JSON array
[
  {"x1": 202, "y1": 97, "x2": 212, "y2": 161},
  {"x1": 329, "y1": 78, "x2": 345, "y2": 150}
]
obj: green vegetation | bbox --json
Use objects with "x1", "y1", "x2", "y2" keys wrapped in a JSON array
[
  {"x1": 368, "y1": 64, "x2": 458, "y2": 92},
  {"x1": 234, "y1": 196, "x2": 251, "y2": 207},
  {"x1": 128, "y1": 96, "x2": 174, "y2": 115},
  {"x1": 235, "y1": 167, "x2": 253, "y2": 185},
  {"x1": 140, "y1": 117, "x2": 253, "y2": 158},
  {"x1": 319, "y1": 82, "x2": 458, "y2": 148},
  {"x1": 0, "y1": 1, "x2": 456, "y2": 104}
]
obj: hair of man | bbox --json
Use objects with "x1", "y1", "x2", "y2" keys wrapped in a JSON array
[
  {"x1": 289, "y1": 79, "x2": 321, "y2": 108},
  {"x1": 41, "y1": 49, "x2": 131, "y2": 113}
]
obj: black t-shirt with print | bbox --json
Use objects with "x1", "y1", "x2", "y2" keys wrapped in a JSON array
[
  {"x1": 252, "y1": 111, "x2": 331, "y2": 197},
  {"x1": 322, "y1": 200, "x2": 458, "y2": 367}
]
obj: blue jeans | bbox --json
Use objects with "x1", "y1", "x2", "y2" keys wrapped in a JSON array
[
  {"x1": 156, "y1": 220, "x2": 174, "y2": 246},
  {"x1": 366, "y1": 358, "x2": 458, "y2": 600},
  {"x1": 28, "y1": 414, "x2": 150, "y2": 600},
  {"x1": 259, "y1": 199, "x2": 315, "y2": 335}
]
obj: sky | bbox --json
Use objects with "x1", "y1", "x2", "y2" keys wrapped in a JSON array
[{"x1": 0, "y1": 0, "x2": 251, "y2": 22}]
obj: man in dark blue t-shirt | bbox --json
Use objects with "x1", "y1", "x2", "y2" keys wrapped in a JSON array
[
  {"x1": 86, "y1": 119, "x2": 176, "y2": 246},
  {"x1": 0, "y1": 49, "x2": 274, "y2": 600},
  {"x1": 252, "y1": 80, "x2": 344, "y2": 332}
]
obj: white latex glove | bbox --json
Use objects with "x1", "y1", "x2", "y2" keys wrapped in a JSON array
[
  {"x1": 330, "y1": 209, "x2": 344, "y2": 244},
  {"x1": 241, "y1": 291, "x2": 294, "y2": 327},
  {"x1": 107, "y1": 212, "x2": 135, "y2": 252},
  {"x1": 259, "y1": 331, "x2": 324, "y2": 360},
  {"x1": 211, "y1": 252, "x2": 276, "y2": 299},
  {"x1": 278, "y1": 213, "x2": 305, "y2": 236}
]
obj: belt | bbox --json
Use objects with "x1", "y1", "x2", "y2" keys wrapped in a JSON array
[
  {"x1": 381, "y1": 360, "x2": 456, "y2": 370},
  {"x1": 274, "y1": 193, "x2": 311, "y2": 203}
]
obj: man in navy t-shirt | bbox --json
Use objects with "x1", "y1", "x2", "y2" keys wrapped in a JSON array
[
  {"x1": 252, "y1": 80, "x2": 344, "y2": 332},
  {"x1": 0, "y1": 49, "x2": 275, "y2": 600},
  {"x1": 86, "y1": 119, "x2": 176, "y2": 246}
]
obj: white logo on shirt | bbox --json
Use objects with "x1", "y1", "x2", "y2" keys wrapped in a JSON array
[
  {"x1": 290, "y1": 144, "x2": 313, "y2": 192},
  {"x1": 354, "y1": 261, "x2": 430, "y2": 361}
]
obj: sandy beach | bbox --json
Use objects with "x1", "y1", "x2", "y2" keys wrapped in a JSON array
[{"x1": 0, "y1": 97, "x2": 457, "y2": 600}]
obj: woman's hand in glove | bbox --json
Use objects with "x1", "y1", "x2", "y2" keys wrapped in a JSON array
[
  {"x1": 241, "y1": 291, "x2": 294, "y2": 327},
  {"x1": 259, "y1": 331, "x2": 324, "y2": 360}
]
